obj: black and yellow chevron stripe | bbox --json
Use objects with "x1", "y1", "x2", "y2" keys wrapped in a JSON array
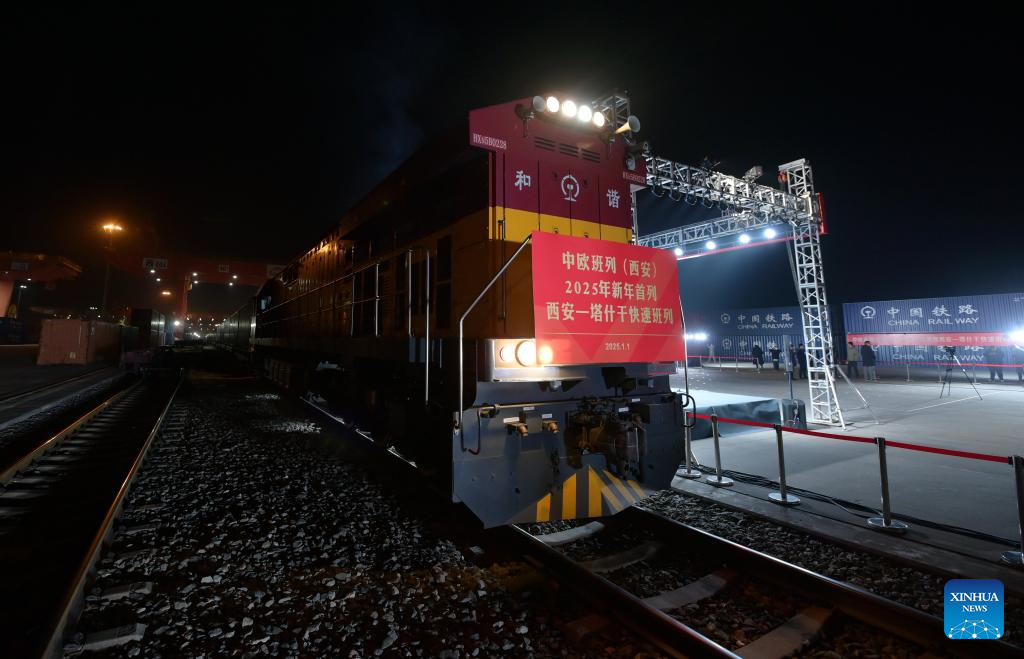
[{"x1": 518, "y1": 465, "x2": 650, "y2": 523}]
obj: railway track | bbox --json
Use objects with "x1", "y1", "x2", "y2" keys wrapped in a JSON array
[
  {"x1": 0, "y1": 367, "x2": 116, "y2": 406},
  {"x1": 0, "y1": 370, "x2": 181, "y2": 658},
  {"x1": 505, "y1": 506, "x2": 1020, "y2": 658}
]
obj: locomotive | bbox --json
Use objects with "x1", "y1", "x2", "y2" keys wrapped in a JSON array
[{"x1": 219, "y1": 94, "x2": 689, "y2": 527}]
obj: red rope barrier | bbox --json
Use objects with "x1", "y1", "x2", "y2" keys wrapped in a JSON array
[{"x1": 686, "y1": 412, "x2": 1009, "y2": 463}]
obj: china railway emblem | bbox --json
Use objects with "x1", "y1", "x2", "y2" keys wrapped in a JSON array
[
  {"x1": 860, "y1": 306, "x2": 876, "y2": 319},
  {"x1": 561, "y1": 174, "x2": 580, "y2": 203},
  {"x1": 720, "y1": 313, "x2": 731, "y2": 325}
]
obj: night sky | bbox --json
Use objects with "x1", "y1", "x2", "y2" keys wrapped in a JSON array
[{"x1": 2, "y1": 5, "x2": 1021, "y2": 316}]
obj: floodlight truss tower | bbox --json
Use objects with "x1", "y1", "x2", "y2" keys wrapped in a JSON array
[{"x1": 593, "y1": 93, "x2": 843, "y2": 425}]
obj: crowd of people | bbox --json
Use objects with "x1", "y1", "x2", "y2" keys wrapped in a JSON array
[{"x1": 739, "y1": 340, "x2": 1024, "y2": 383}]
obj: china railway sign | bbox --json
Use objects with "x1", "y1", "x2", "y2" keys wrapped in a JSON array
[{"x1": 531, "y1": 231, "x2": 685, "y2": 365}]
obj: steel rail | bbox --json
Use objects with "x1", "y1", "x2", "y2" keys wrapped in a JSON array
[
  {"x1": 41, "y1": 372, "x2": 183, "y2": 658},
  {"x1": 494, "y1": 523, "x2": 739, "y2": 658},
  {"x1": 0, "y1": 367, "x2": 116, "y2": 406},
  {"x1": 0, "y1": 381, "x2": 136, "y2": 485},
  {"x1": 622, "y1": 506, "x2": 1021, "y2": 658}
]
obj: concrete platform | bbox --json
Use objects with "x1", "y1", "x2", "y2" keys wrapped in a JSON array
[
  {"x1": 670, "y1": 367, "x2": 1024, "y2": 545},
  {"x1": 672, "y1": 386, "x2": 789, "y2": 439}
]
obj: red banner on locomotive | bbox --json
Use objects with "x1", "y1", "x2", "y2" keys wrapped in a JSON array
[{"x1": 531, "y1": 231, "x2": 685, "y2": 365}]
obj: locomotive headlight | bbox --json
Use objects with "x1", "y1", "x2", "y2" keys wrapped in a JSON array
[
  {"x1": 498, "y1": 344, "x2": 515, "y2": 363},
  {"x1": 561, "y1": 100, "x2": 577, "y2": 118},
  {"x1": 515, "y1": 340, "x2": 537, "y2": 366},
  {"x1": 577, "y1": 105, "x2": 593, "y2": 123},
  {"x1": 538, "y1": 344, "x2": 554, "y2": 365},
  {"x1": 545, "y1": 96, "x2": 560, "y2": 113},
  {"x1": 593, "y1": 112, "x2": 606, "y2": 128}
]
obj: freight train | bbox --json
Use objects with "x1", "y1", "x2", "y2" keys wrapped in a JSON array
[{"x1": 219, "y1": 94, "x2": 690, "y2": 527}]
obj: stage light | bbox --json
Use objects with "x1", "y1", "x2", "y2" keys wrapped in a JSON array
[
  {"x1": 684, "y1": 332, "x2": 708, "y2": 342},
  {"x1": 173, "y1": 320, "x2": 181, "y2": 326},
  {"x1": 156, "y1": 277, "x2": 161, "y2": 282},
  {"x1": 673, "y1": 247, "x2": 683, "y2": 256},
  {"x1": 705, "y1": 241, "x2": 717, "y2": 250},
  {"x1": 161, "y1": 290, "x2": 172, "y2": 296},
  {"x1": 764, "y1": 228, "x2": 777, "y2": 239},
  {"x1": 739, "y1": 234, "x2": 751, "y2": 244},
  {"x1": 545, "y1": 96, "x2": 559, "y2": 113},
  {"x1": 577, "y1": 105, "x2": 593, "y2": 123},
  {"x1": 593, "y1": 112, "x2": 606, "y2": 128},
  {"x1": 229, "y1": 282, "x2": 234, "y2": 286},
  {"x1": 192, "y1": 272, "x2": 198, "y2": 277},
  {"x1": 232, "y1": 274, "x2": 238, "y2": 279},
  {"x1": 150, "y1": 269, "x2": 155, "y2": 274},
  {"x1": 561, "y1": 100, "x2": 577, "y2": 118},
  {"x1": 742, "y1": 165, "x2": 764, "y2": 183},
  {"x1": 19, "y1": 285, "x2": 27, "y2": 289},
  {"x1": 1011, "y1": 329, "x2": 1024, "y2": 344}
]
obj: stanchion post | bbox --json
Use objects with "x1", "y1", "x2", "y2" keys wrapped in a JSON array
[
  {"x1": 705, "y1": 414, "x2": 733, "y2": 487},
  {"x1": 1001, "y1": 455, "x2": 1024, "y2": 566},
  {"x1": 905, "y1": 362, "x2": 912, "y2": 382},
  {"x1": 680, "y1": 423, "x2": 701, "y2": 479},
  {"x1": 768, "y1": 424, "x2": 800, "y2": 505},
  {"x1": 867, "y1": 437, "x2": 908, "y2": 533}
]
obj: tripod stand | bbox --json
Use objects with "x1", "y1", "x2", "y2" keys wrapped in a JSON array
[{"x1": 939, "y1": 350, "x2": 983, "y2": 400}]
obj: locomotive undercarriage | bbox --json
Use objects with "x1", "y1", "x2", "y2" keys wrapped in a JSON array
[{"x1": 255, "y1": 338, "x2": 685, "y2": 528}]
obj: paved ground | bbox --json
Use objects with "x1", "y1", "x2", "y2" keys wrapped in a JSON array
[{"x1": 670, "y1": 366, "x2": 1024, "y2": 540}]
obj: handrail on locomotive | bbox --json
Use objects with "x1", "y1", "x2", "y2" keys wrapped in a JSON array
[
  {"x1": 455, "y1": 234, "x2": 533, "y2": 434},
  {"x1": 257, "y1": 245, "x2": 432, "y2": 402}
]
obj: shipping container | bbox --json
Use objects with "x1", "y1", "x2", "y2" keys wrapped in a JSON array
[
  {"x1": 37, "y1": 319, "x2": 125, "y2": 365},
  {"x1": 0, "y1": 317, "x2": 26, "y2": 344},
  {"x1": 129, "y1": 308, "x2": 166, "y2": 349},
  {"x1": 843, "y1": 292, "x2": 1024, "y2": 336}
]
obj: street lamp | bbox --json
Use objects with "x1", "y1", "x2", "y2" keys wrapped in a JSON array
[
  {"x1": 100, "y1": 221, "x2": 123, "y2": 317},
  {"x1": 15, "y1": 284, "x2": 28, "y2": 314}
]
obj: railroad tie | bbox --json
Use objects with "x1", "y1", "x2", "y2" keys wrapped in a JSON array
[
  {"x1": 735, "y1": 606, "x2": 832, "y2": 659},
  {"x1": 641, "y1": 567, "x2": 736, "y2": 610},
  {"x1": 576, "y1": 540, "x2": 662, "y2": 574}
]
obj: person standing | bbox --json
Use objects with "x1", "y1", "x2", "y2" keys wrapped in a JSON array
[
  {"x1": 797, "y1": 343, "x2": 807, "y2": 380},
  {"x1": 986, "y1": 345, "x2": 1005, "y2": 382},
  {"x1": 846, "y1": 341, "x2": 861, "y2": 379},
  {"x1": 751, "y1": 343, "x2": 764, "y2": 373},
  {"x1": 789, "y1": 344, "x2": 799, "y2": 379},
  {"x1": 769, "y1": 345, "x2": 781, "y2": 370},
  {"x1": 1014, "y1": 345, "x2": 1024, "y2": 383},
  {"x1": 862, "y1": 340, "x2": 878, "y2": 381}
]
